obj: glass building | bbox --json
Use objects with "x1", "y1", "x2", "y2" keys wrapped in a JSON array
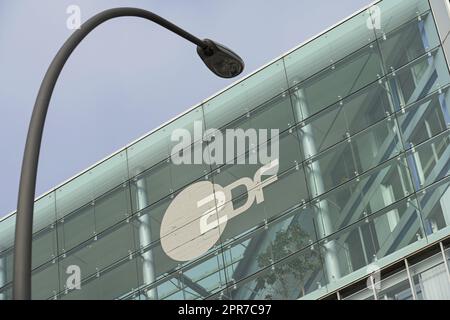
[{"x1": 1, "y1": 0, "x2": 450, "y2": 300}]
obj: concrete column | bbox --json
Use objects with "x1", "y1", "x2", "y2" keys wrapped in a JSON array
[
  {"x1": 136, "y1": 177, "x2": 158, "y2": 300},
  {"x1": 293, "y1": 89, "x2": 342, "y2": 282}
]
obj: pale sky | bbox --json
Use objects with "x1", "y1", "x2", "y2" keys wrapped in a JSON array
[{"x1": 0, "y1": 0, "x2": 373, "y2": 216}]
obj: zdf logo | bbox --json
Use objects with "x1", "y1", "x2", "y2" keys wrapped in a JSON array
[{"x1": 160, "y1": 159, "x2": 279, "y2": 262}]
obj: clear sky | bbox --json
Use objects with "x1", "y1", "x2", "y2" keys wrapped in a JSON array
[{"x1": 0, "y1": 0, "x2": 373, "y2": 217}]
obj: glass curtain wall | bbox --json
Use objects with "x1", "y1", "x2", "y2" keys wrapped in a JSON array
[{"x1": 1, "y1": 0, "x2": 450, "y2": 300}]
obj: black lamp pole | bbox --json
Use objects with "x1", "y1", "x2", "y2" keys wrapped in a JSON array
[{"x1": 13, "y1": 7, "x2": 244, "y2": 300}]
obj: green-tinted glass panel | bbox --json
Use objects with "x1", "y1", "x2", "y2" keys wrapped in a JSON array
[
  {"x1": 408, "y1": 130, "x2": 450, "y2": 190},
  {"x1": 129, "y1": 141, "x2": 210, "y2": 213},
  {"x1": 207, "y1": 121, "x2": 302, "y2": 173},
  {"x1": 58, "y1": 220, "x2": 135, "y2": 287},
  {"x1": 418, "y1": 176, "x2": 450, "y2": 237},
  {"x1": 284, "y1": 8, "x2": 376, "y2": 87},
  {"x1": 222, "y1": 205, "x2": 318, "y2": 286},
  {"x1": 321, "y1": 196, "x2": 423, "y2": 286},
  {"x1": 31, "y1": 262, "x2": 59, "y2": 300},
  {"x1": 210, "y1": 130, "x2": 303, "y2": 204},
  {"x1": 31, "y1": 193, "x2": 57, "y2": 269},
  {"x1": 0, "y1": 286, "x2": 11, "y2": 301},
  {"x1": 217, "y1": 91, "x2": 294, "y2": 134},
  {"x1": 57, "y1": 204, "x2": 95, "y2": 253},
  {"x1": 94, "y1": 182, "x2": 131, "y2": 234},
  {"x1": 315, "y1": 155, "x2": 414, "y2": 238},
  {"x1": 134, "y1": 244, "x2": 227, "y2": 298},
  {"x1": 179, "y1": 252, "x2": 228, "y2": 298},
  {"x1": 351, "y1": 116, "x2": 402, "y2": 173},
  {"x1": 306, "y1": 139, "x2": 357, "y2": 197},
  {"x1": 398, "y1": 86, "x2": 450, "y2": 148},
  {"x1": 60, "y1": 257, "x2": 138, "y2": 300},
  {"x1": 296, "y1": 80, "x2": 394, "y2": 158},
  {"x1": 217, "y1": 166, "x2": 310, "y2": 244},
  {"x1": 129, "y1": 186, "x2": 227, "y2": 288},
  {"x1": 291, "y1": 42, "x2": 383, "y2": 121},
  {"x1": 168, "y1": 140, "x2": 211, "y2": 192},
  {"x1": 55, "y1": 151, "x2": 128, "y2": 219},
  {"x1": 0, "y1": 214, "x2": 14, "y2": 288},
  {"x1": 379, "y1": 11, "x2": 440, "y2": 72},
  {"x1": 0, "y1": 193, "x2": 58, "y2": 277},
  {"x1": 32, "y1": 225, "x2": 57, "y2": 270},
  {"x1": 137, "y1": 274, "x2": 197, "y2": 300},
  {"x1": 127, "y1": 128, "x2": 170, "y2": 178},
  {"x1": 371, "y1": 0, "x2": 430, "y2": 38},
  {"x1": 0, "y1": 215, "x2": 14, "y2": 257},
  {"x1": 343, "y1": 78, "x2": 394, "y2": 132},
  {"x1": 230, "y1": 244, "x2": 325, "y2": 300},
  {"x1": 203, "y1": 60, "x2": 288, "y2": 131},
  {"x1": 387, "y1": 48, "x2": 450, "y2": 109},
  {"x1": 127, "y1": 106, "x2": 204, "y2": 179}
]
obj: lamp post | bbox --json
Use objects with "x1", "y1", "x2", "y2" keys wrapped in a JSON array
[{"x1": 13, "y1": 7, "x2": 244, "y2": 300}]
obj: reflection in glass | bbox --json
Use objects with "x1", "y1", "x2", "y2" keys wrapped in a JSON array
[
  {"x1": 320, "y1": 196, "x2": 423, "y2": 286},
  {"x1": 229, "y1": 244, "x2": 324, "y2": 300},
  {"x1": 410, "y1": 252, "x2": 450, "y2": 299},
  {"x1": 418, "y1": 176, "x2": 450, "y2": 237}
]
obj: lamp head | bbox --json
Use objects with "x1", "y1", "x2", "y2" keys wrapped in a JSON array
[{"x1": 197, "y1": 39, "x2": 244, "y2": 78}]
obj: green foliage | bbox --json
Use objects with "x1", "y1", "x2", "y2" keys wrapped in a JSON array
[{"x1": 256, "y1": 223, "x2": 320, "y2": 299}]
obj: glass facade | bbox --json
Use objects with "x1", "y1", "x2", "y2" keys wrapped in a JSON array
[{"x1": 1, "y1": 0, "x2": 450, "y2": 300}]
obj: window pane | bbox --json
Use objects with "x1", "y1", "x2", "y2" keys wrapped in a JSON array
[
  {"x1": 219, "y1": 91, "x2": 294, "y2": 133},
  {"x1": 397, "y1": 86, "x2": 450, "y2": 148},
  {"x1": 372, "y1": 0, "x2": 430, "y2": 37},
  {"x1": 387, "y1": 48, "x2": 450, "y2": 110},
  {"x1": 306, "y1": 139, "x2": 357, "y2": 197},
  {"x1": 31, "y1": 193, "x2": 57, "y2": 269},
  {"x1": 135, "y1": 271, "x2": 219, "y2": 300},
  {"x1": 204, "y1": 60, "x2": 288, "y2": 131},
  {"x1": 129, "y1": 149, "x2": 210, "y2": 213},
  {"x1": 296, "y1": 80, "x2": 393, "y2": 158},
  {"x1": 215, "y1": 165, "x2": 310, "y2": 246},
  {"x1": 418, "y1": 176, "x2": 450, "y2": 237},
  {"x1": 407, "y1": 130, "x2": 450, "y2": 190},
  {"x1": 222, "y1": 205, "x2": 318, "y2": 286},
  {"x1": 379, "y1": 11, "x2": 440, "y2": 72},
  {"x1": 315, "y1": 155, "x2": 414, "y2": 238},
  {"x1": 351, "y1": 116, "x2": 403, "y2": 174},
  {"x1": 321, "y1": 197, "x2": 424, "y2": 286},
  {"x1": 58, "y1": 220, "x2": 135, "y2": 288},
  {"x1": 290, "y1": 42, "x2": 383, "y2": 121},
  {"x1": 32, "y1": 262, "x2": 59, "y2": 300},
  {"x1": 55, "y1": 151, "x2": 129, "y2": 221},
  {"x1": 284, "y1": 9, "x2": 376, "y2": 87},
  {"x1": 229, "y1": 244, "x2": 325, "y2": 300},
  {"x1": 127, "y1": 106, "x2": 204, "y2": 178},
  {"x1": 343, "y1": 79, "x2": 393, "y2": 135},
  {"x1": 57, "y1": 203, "x2": 95, "y2": 254},
  {"x1": 0, "y1": 215, "x2": 15, "y2": 288},
  {"x1": 60, "y1": 257, "x2": 138, "y2": 300},
  {"x1": 93, "y1": 182, "x2": 131, "y2": 234}
]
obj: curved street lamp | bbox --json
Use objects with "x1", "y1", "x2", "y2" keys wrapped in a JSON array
[{"x1": 13, "y1": 7, "x2": 244, "y2": 300}]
